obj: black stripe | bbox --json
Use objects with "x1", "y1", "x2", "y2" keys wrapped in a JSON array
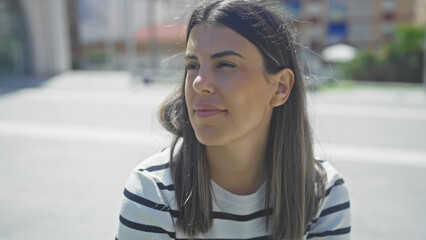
[
  {"x1": 157, "y1": 182, "x2": 175, "y2": 191},
  {"x1": 136, "y1": 167, "x2": 174, "y2": 191},
  {"x1": 307, "y1": 226, "x2": 351, "y2": 238},
  {"x1": 305, "y1": 220, "x2": 315, "y2": 233},
  {"x1": 319, "y1": 201, "x2": 350, "y2": 218},
  {"x1": 124, "y1": 188, "x2": 170, "y2": 212},
  {"x1": 325, "y1": 178, "x2": 344, "y2": 197},
  {"x1": 124, "y1": 188, "x2": 272, "y2": 221},
  {"x1": 307, "y1": 201, "x2": 350, "y2": 232},
  {"x1": 139, "y1": 162, "x2": 169, "y2": 172},
  {"x1": 123, "y1": 188, "x2": 179, "y2": 217},
  {"x1": 305, "y1": 178, "x2": 346, "y2": 232},
  {"x1": 120, "y1": 207, "x2": 318, "y2": 240},
  {"x1": 212, "y1": 208, "x2": 272, "y2": 221},
  {"x1": 119, "y1": 215, "x2": 176, "y2": 238},
  {"x1": 115, "y1": 237, "x2": 118, "y2": 240}
]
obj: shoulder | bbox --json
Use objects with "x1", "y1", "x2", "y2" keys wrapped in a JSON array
[
  {"x1": 116, "y1": 148, "x2": 177, "y2": 240},
  {"x1": 126, "y1": 148, "x2": 174, "y2": 198},
  {"x1": 305, "y1": 160, "x2": 351, "y2": 239},
  {"x1": 136, "y1": 147, "x2": 171, "y2": 172},
  {"x1": 320, "y1": 160, "x2": 346, "y2": 194}
]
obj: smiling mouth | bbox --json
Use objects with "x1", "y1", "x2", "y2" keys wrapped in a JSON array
[{"x1": 194, "y1": 110, "x2": 226, "y2": 118}]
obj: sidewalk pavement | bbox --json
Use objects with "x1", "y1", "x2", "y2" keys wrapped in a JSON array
[{"x1": 0, "y1": 71, "x2": 425, "y2": 240}]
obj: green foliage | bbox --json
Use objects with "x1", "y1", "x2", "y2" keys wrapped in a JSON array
[
  {"x1": 339, "y1": 50, "x2": 380, "y2": 81},
  {"x1": 340, "y1": 25, "x2": 425, "y2": 83},
  {"x1": 387, "y1": 25, "x2": 425, "y2": 58}
]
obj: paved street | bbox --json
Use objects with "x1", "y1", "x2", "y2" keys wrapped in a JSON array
[{"x1": 0, "y1": 71, "x2": 425, "y2": 239}]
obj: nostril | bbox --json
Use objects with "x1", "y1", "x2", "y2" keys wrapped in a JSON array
[{"x1": 201, "y1": 89, "x2": 212, "y2": 94}]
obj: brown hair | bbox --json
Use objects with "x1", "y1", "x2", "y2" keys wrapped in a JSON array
[{"x1": 159, "y1": 0, "x2": 326, "y2": 239}]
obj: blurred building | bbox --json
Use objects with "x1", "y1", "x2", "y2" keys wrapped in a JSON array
[
  {"x1": 0, "y1": 0, "x2": 70, "y2": 75},
  {"x1": 74, "y1": 0, "x2": 190, "y2": 70},
  {"x1": 0, "y1": 0, "x2": 29, "y2": 74},
  {"x1": 283, "y1": 0, "x2": 426, "y2": 50},
  {"x1": 2, "y1": 0, "x2": 425, "y2": 76},
  {"x1": 0, "y1": 0, "x2": 189, "y2": 75}
]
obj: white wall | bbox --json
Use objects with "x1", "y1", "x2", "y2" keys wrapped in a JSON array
[{"x1": 19, "y1": 0, "x2": 71, "y2": 75}]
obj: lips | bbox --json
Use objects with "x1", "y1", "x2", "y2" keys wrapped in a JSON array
[{"x1": 194, "y1": 103, "x2": 226, "y2": 118}]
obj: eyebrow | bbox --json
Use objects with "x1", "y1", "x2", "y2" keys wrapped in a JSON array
[
  {"x1": 185, "y1": 50, "x2": 244, "y2": 60},
  {"x1": 211, "y1": 51, "x2": 244, "y2": 59}
]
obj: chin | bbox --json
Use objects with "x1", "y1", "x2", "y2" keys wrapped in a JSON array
[{"x1": 194, "y1": 130, "x2": 227, "y2": 146}]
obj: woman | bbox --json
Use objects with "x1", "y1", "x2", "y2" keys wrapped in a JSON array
[{"x1": 116, "y1": 0, "x2": 350, "y2": 239}]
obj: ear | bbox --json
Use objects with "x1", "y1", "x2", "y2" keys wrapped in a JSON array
[{"x1": 270, "y1": 68, "x2": 294, "y2": 107}]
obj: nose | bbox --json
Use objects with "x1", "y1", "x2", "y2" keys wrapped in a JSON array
[{"x1": 192, "y1": 66, "x2": 215, "y2": 95}]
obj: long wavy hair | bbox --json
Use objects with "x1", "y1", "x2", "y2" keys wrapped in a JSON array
[{"x1": 159, "y1": 1, "x2": 326, "y2": 239}]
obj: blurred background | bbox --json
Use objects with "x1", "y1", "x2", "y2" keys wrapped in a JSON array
[
  {"x1": 0, "y1": 0, "x2": 425, "y2": 239},
  {"x1": 1, "y1": 0, "x2": 426, "y2": 83}
]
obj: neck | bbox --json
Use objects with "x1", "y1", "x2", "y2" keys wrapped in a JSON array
[{"x1": 206, "y1": 138, "x2": 268, "y2": 195}]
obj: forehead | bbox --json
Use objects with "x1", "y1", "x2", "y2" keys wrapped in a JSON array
[{"x1": 186, "y1": 24, "x2": 258, "y2": 57}]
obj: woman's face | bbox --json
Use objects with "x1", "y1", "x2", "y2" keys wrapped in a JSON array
[{"x1": 184, "y1": 24, "x2": 278, "y2": 147}]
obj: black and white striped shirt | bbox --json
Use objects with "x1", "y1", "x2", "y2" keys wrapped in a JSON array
[{"x1": 116, "y1": 149, "x2": 351, "y2": 239}]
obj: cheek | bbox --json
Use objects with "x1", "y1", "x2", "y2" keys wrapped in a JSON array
[
  {"x1": 184, "y1": 77, "x2": 193, "y2": 101},
  {"x1": 233, "y1": 83, "x2": 274, "y2": 120},
  {"x1": 231, "y1": 74, "x2": 271, "y2": 103}
]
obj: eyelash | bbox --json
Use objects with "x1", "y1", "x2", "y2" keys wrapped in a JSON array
[
  {"x1": 184, "y1": 62, "x2": 237, "y2": 71},
  {"x1": 217, "y1": 62, "x2": 236, "y2": 68},
  {"x1": 185, "y1": 63, "x2": 200, "y2": 71}
]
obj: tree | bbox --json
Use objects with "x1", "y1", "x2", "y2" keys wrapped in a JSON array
[{"x1": 341, "y1": 25, "x2": 425, "y2": 83}]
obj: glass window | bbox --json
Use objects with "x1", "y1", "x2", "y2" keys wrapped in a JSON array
[{"x1": 328, "y1": 22, "x2": 347, "y2": 44}]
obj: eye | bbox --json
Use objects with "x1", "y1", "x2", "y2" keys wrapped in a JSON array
[
  {"x1": 185, "y1": 62, "x2": 200, "y2": 71},
  {"x1": 217, "y1": 62, "x2": 236, "y2": 69}
]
